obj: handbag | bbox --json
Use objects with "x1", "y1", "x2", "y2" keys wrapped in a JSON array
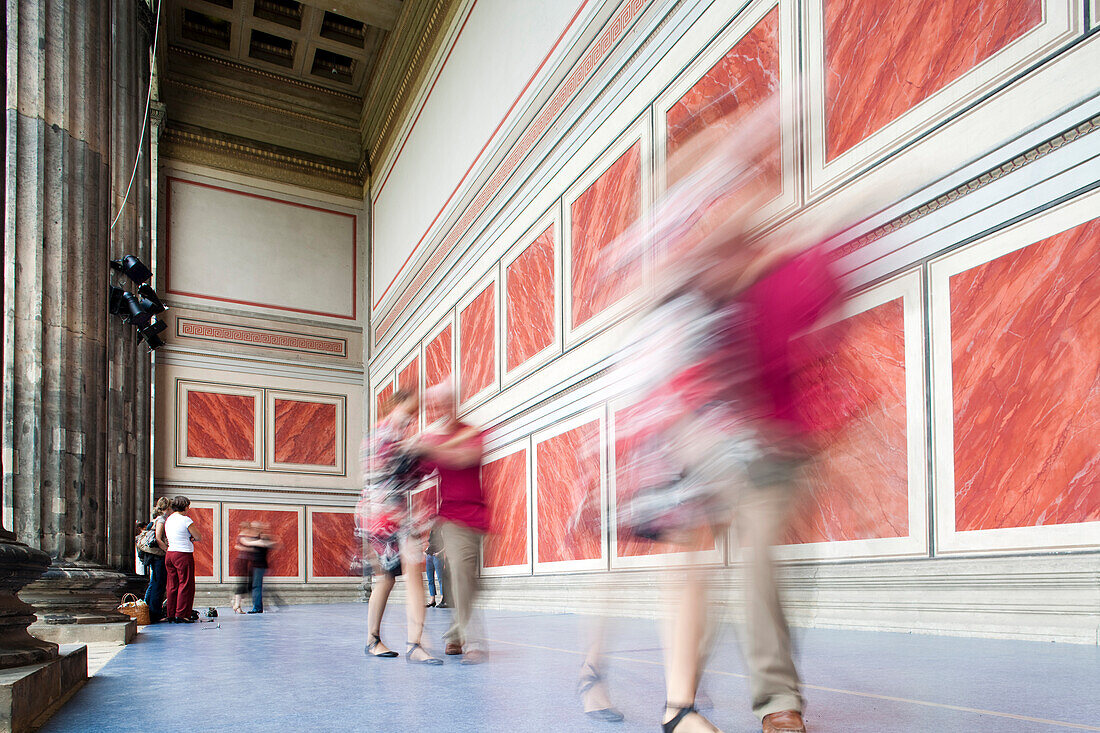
[{"x1": 117, "y1": 593, "x2": 151, "y2": 626}]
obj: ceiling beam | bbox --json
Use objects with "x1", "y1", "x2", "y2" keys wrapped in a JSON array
[{"x1": 298, "y1": 0, "x2": 403, "y2": 31}]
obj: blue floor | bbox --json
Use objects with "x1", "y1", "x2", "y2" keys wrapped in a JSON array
[{"x1": 42, "y1": 603, "x2": 1100, "y2": 732}]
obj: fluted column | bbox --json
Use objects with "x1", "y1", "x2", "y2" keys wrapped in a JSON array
[
  {"x1": 2, "y1": 0, "x2": 150, "y2": 639},
  {"x1": 105, "y1": 0, "x2": 154, "y2": 576}
]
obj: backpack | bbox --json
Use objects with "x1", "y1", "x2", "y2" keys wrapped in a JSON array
[{"x1": 137, "y1": 522, "x2": 165, "y2": 556}]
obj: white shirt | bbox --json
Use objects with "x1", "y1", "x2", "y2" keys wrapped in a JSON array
[{"x1": 164, "y1": 513, "x2": 195, "y2": 553}]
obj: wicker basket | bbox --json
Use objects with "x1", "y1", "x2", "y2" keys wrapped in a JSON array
[{"x1": 118, "y1": 593, "x2": 151, "y2": 626}]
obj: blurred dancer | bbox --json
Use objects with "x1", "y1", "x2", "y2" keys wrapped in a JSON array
[
  {"x1": 412, "y1": 385, "x2": 488, "y2": 664},
  {"x1": 247, "y1": 522, "x2": 279, "y2": 614},
  {"x1": 358, "y1": 390, "x2": 442, "y2": 665},
  {"x1": 609, "y1": 105, "x2": 842, "y2": 733},
  {"x1": 231, "y1": 522, "x2": 258, "y2": 614}
]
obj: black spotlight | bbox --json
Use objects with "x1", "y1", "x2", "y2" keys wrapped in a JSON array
[
  {"x1": 138, "y1": 318, "x2": 167, "y2": 350},
  {"x1": 110, "y1": 255, "x2": 153, "y2": 284},
  {"x1": 135, "y1": 282, "x2": 167, "y2": 315}
]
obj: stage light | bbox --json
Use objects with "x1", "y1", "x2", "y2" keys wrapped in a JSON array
[
  {"x1": 110, "y1": 255, "x2": 152, "y2": 284},
  {"x1": 135, "y1": 283, "x2": 167, "y2": 315},
  {"x1": 108, "y1": 286, "x2": 129, "y2": 316},
  {"x1": 138, "y1": 318, "x2": 167, "y2": 350}
]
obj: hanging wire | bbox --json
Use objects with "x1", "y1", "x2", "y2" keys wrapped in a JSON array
[{"x1": 109, "y1": 0, "x2": 163, "y2": 232}]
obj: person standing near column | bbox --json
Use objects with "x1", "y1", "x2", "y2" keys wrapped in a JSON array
[
  {"x1": 164, "y1": 496, "x2": 201, "y2": 624},
  {"x1": 143, "y1": 497, "x2": 171, "y2": 622},
  {"x1": 414, "y1": 386, "x2": 488, "y2": 664}
]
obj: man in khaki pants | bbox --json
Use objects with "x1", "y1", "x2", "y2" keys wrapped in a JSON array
[{"x1": 414, "y1": 386, "x2": 488, "y2": 664}]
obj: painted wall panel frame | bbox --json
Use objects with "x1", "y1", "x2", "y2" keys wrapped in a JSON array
[
  {"x1": 175, "y1": 380, "x2": 264, "y2": 470},
  {"x1": 608, "y1": 397, "x2": 727, "y2": 570},
  {"x1": 396, "y1": 349, "x2": 424, "y2": 431},
  {"x1": 372, "y1": 372, "x2": 396, "y2": 427},
  {"x1": 802, "y1": 0, "x2": 1080, "y2": 198},
  {"x1": 562, "y1": 113, "x2": 653, "y2": 348},
  {"x1": 653, "y1": 0, "x2": 801, "y2": 225},
  {"x1": 928, "y1": 190, "x2": 1100, "y2": 554},
  {"x1": 480, "y1": 439, "x2": 534, "y2": 577},
  {"x1": 500, "y1": 205, "x2": 564, "y2": 387},
  {"x1": 190, "y1": 500, "x2": 222, "y2": 582},
  {"x1": 532, "y1": 407, "x2": 609, "y2": 573},
  {"x1": 264, "y1": 390, "x2": 347, "y2": 475},
  {"x1": 455, "y1": 270, "x2": 501, "y2": 412},
  {"x1": 770, "y1": 270, "x2": 930, "y2": 561},
  {"x1": 305, "y1": 506, "x2": 361, "y2": 583},
  {"x1": 421, "y1": 313, "x2": 457, "y2": 427},
  {"x1": 221, "y1": 503, "x2": 306, "y2": 583}
]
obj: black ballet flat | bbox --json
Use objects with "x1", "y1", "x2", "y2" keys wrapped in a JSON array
[
  {"x1": 366, "y1": 633, "x2": 398, "y2": 658},
  {"x1": 662, "y1": 704, "x2": 719, "y2": 733},
  {"x1": 405, "y1": 642, "x2": 443, "y2": 665}
]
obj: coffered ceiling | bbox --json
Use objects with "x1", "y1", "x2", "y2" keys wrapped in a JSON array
[{"x1": 159, "y1": 0, "x2": 457, "y2": 197}]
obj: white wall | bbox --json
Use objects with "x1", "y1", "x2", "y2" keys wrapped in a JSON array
[{"x1": 371, "y1": 0, "x2": 586, "y2": 308}]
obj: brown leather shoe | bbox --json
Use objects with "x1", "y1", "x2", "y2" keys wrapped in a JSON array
[
  {"x1": 445, "y1": 642, "x2": 463, "y2": 655},
  {"x1": 762, "y1": 710, "x2": 805, "y2": 733}
]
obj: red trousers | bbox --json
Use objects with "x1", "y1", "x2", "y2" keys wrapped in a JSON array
[{"x1": 165, "y1": 551, "x2": 196, "y2": 620}]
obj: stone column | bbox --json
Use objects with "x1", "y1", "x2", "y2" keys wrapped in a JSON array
[
  {"x1": 105, "y1": 0, "x2": 154, "y2": 586},
  {"x1": 2, "y1": 0, "x2": 150, "y2": 644}
]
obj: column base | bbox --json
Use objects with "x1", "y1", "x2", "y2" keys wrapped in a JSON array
[
  {"x1": 21, "y1": 561, "x2": 133, "y2": 645},
  {"x1": 27, "y1": 620, "x2": 134, "y2": 645},
  {"x1": 0, "y1": 644, "x2": 86, "y2": 733}
]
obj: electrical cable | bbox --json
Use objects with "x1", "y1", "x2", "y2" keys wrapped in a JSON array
[{"x1": 109, "y1": 0, "x2": 163, "y2": 232}]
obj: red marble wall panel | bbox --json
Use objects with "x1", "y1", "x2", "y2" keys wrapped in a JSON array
[
  {"x1": 375, "y1": 381, "x2": 394, "y2": 422},
  {"x1": 507, "y1": 225, "x2": 556, "y2": 372},
  {"x1": 273, "y1": 400, "x2": 337, "y2": 466},
  {"x1": 570, "y1": 143, "x2": 641, "y2": 329},
  {"x1": 311, "y1": 511, "x2": 358, "y2": 577},
  {"x1": 951, "y1": 219, "x2": 1100, "y2": 531},
  {"x1": 189, "y1": 506, "x2": 215, "y2": 578},
  {"x1": 398, "y1": 356, "x2": 421, "y2": 407},
  {"x1": 227, "y1": 508, "x2": 300, "y2": 577},
  {"x1": 425, "y1": 326, "x2": 452, "y2": 424},
  {"x1": 666, "y1": 7, "x2": 780, "y2": 197},
  {"x1": 459, "y1": 283, "x2": 496, "y2": 403},
  {"x1": 824, "y1": 0, "x2": 1042, "y2": 160},
  {"x1": 185, "y1": 391, "x2": 255, "y2": 460},
  {"x1": 482, "y1": 451, "x2": 528, "y2": 567},
  {"x1": 536, "y1": 421, "x2": 602, "y2": 563},
  {"x1": 785, "y1": 298, "x2": 910, "y2": 544}
]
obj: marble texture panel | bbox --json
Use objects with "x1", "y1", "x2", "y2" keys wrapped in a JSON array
[
  {"x1": 310, "y1": 512, "x2": 358, "y2": 578},
  {"x1": 227, "y1": 508, "x2": 300, "y2": 577},
  {"x1": 570, "y1": 143, "x2": 641, "y2": 329},
  {"x1": 785, "y1": 298, "x2": 910, "y2": 544},
  {"x1": 425, "y1": 326, "x2": 452, "y2": 424},
  {"x1": 398, "y1": 356, "x2": 420, "y2": 405},
  {"x1": 375, "y1": 382, "x2": 394, "y2": 422},
  {"x1": 185, "y1": 391, "x2": 255, "y2": 461},
  {"x1": 189, "y1": 506, "x2": 215, "y2": 578},
  {"x1": 460, "y1": 283, "x2": 496, "y2": 403},
  {"x1": 665, "y1": 6, "x2": 780, "y2": 196},
  {"x1": 507, "y1": 225, "x2": 556, "y2": 372},
  {"x1": 273, "y1": 400, "x2": 337, "y2": 466},
  {"x1": 482, "y1": 451, "x2": 528, "y2": 568},
  {"x1": 824, "y1": 0, "x2": 1042, "y2": 160},
  {"x1": 536, "y1": 421, "x2": 602, "y2": 563},
  {"x1": 951, "y1": 219, "x2": 1100, "y2": 531}
]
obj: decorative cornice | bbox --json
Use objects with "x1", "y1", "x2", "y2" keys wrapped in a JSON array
[
  {"x1": 162, "y1": 125, "x2": 361, "y2": 185},
  {"x1": 165, "y1": 78, "x2": 358, "y2": 132},
  {"x1": 832, "y1": 113, "x2": 1100, "y2": 260},
  {"x1": 176, "y1": 318, "x2": 349, "y2": 358},
  {"x1": 169, "y1": 45, "x2": 362, "y2": 102}
]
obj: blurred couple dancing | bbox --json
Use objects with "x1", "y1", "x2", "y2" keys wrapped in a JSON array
[
  {"x1": 580, "y1": 98, "x2": 852, "y2": 733},
  {"x1": 357, "y1": 383, "x2": 488, "y2": 666}
]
